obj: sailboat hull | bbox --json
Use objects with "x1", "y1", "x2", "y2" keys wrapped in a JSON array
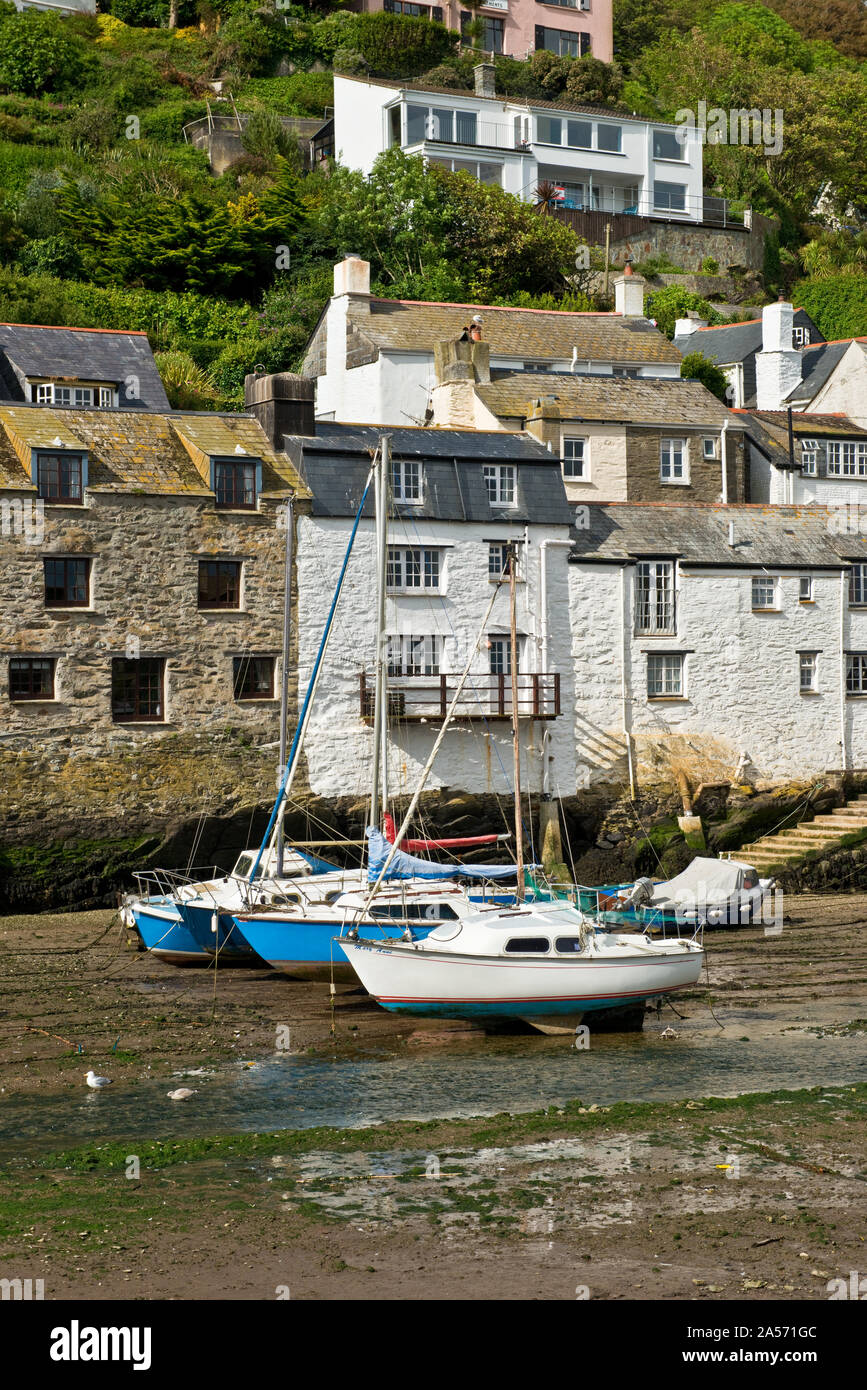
[
  {"x1": 230, "y1": 916, "x2": 437, "y2": 979},
  {"x1": 340, "y1": 940, "x2": 705, "y2": 1021},
  {"x1": 132, "y1": 900, "x2": 261, "y2": 966}
]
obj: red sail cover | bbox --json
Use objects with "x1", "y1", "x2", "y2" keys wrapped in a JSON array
[{"x1": 383, "y1": 811, "x2": 501, "y2": 852}]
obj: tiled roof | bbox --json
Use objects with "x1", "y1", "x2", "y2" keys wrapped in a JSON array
[
  {"x1": 348, "y1": 299, "x2": 682, "y2": 364},
  {"x1": 0, "y1": 323, "x2": 171, "y2": 412},
  {"x1": 336, "y1": 72, "x2": 659, "y2": 124},
  {"x1": 0, "y1": 409, "x2": 308, "y2": 498},
  {"x1": 477, "y1": 371, "x2": 732, "y2": 425},
  {"x1": 570, "y1": 502, "x2": 862, "y2": 567}
]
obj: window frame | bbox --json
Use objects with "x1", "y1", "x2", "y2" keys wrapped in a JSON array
[
  {"x1": 702, "y1": 436, "x2": 718, "y2": 460},
  {"x1": 660, "y1": 437, "x2": 688, "y2": 485},
  {"x1": 386, "y1": 634, "x2": 441, "y2": 678},
  {"x1": 849, "y1": 564, "x2": 867, "y2": 607},
  {"x1": 483, "y1": 463, "x2": 516, "y2": 507},
  {"x1": 386, "y1": 545, "x2": 442, "y2": 593},
  {"x1": 198, "y1": 559, "x2": 242, "y2": 611},
  {"x1": 846, "y1": 653, "x2": 867, "y2": 696},
  {"x1": 635, "y1": 560, "x2": 676, "y2": 636},
  {"x1": 111, "y1": 656, "x2": 165, "y2": 723},
  {"x1": 751, "y1": 574, "x2": 779, "y2": 612},
  {"x1": 799, "y1": 651, "x2": 818, "y2": 694},
  {"x1": 43, "y1": 555, "x2": 91, "y2": 609},
  {"x1": 562, "y1": 435, "x2": 588, "y2": 480},
  {"x1": 653, "y1": 127, "x2": 685, "y2": 161},
  {"x1": 653, "y1": 180, "x2": 688, "y2": 212},
  {"x1": 232, "y1": 655, "x2": 276, "y2": 701},
  {"x1": 214, "y1": 459, "x2": 258, "y2": 510},
  {"x1": 36, "y1": 451, "x2": 84, "y2": 505},
  {"x1": 799, "y1": 575, "x2": 814, "y2": 604},
  {"x1": 800, "y1": 439, "x2": 819, "y2": 476},
  {"x1": 391, "y1": 458, "x2": 423, "y2": 504},
  {"x1": 9, "y1": 656, "x2": 56, "y2": 702},
  {"x1": 646, "y1": 652, "x2": 685, "y2": 700}
]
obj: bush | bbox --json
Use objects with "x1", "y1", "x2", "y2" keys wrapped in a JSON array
[
  {"x1": 109, "y1": 0, "x2": 197, "y2": 26},
  {"x1": 0, "y1": 110, "x2": 29, "y2": 141},
  {"x1": 563, "y1": 56, "x2": 624, "y2": 107},
  {"x1": 206, "y1": 12, "x2": 289, "y2": 80},
  {"x1": 239, "y1": 72, "x2": 333, "y2": 116},
  {"x1": 316, "y1": 13, "x2": 455, "y2": 78},
  {"x1": 680, "y1": 349, "x2": 730, "y2": 401},
  {"x1": 0, "y1": 11, "x2": 97, "y2": 97},
  {"x1": 700, "y1": 256, "x2": 720, "y2": 275},
  {"x1": 793, "y1": 273, "x2": 867, "y2": 339},
  {"x1": 16, "y1": 234, "x2": 83, "y2": 279},
  {"x1": 139, "y1": 98, "x2": 207, "y2": 144},
  {"x1": 153, "y1": 348, "x2": 221, "y2": 410},
  {"x1": 332, "y1": 46, "x2": 368, "y2": 76},
  {"x1": 644, "y1": 285, "x2": 724, "y2": 337}
]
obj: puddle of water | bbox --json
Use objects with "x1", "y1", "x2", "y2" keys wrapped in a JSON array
[{"x1": 1, "y1": 1004, "x2": 866, "y2": 1160}]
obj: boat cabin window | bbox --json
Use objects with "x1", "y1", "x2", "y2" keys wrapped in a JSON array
[
  {"x1": 233, "y1": 854, "x2": 254, "y2": 878},
  {"x1": 742, "y1": 872, "x2": 758, "y2": 889},
  {"x1": 555, "y1": 936, "x2": 584, "y2": 953},
  {"x1": 325, "y1": 890, "x2": 345, "y2": 904},
  {"x1": 504, "y1": 937, "x2": 549, "y2": 953},
  {"x1": 265, "y1": 893, "x2": 301, "y2": 907},
  {"x1": 370, "y1": 903, "x2": 460, "y2": 921}
]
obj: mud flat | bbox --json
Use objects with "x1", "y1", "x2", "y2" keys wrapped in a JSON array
[{"x1": 0, "y1": 895, "x2": 865, "y2": 1299}]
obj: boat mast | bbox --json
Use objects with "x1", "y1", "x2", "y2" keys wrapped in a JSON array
[
  {"x1": 276, "y1": 492, "x2": 294, "y2": 877},
  {"x1": 509, "y1": 541, "x2": 525, "y2": 901},
  {"x1": 370, "y1": 436, "x2": 390, "y2": 832}
]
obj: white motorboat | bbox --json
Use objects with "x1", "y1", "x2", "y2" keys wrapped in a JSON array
[{"x1": 340, "y1": 899, "x2": 705, "y2": 1029}]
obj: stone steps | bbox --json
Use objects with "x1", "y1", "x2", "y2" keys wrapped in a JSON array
[{"x1": 735, "y1": 796, "x2": 867, "y2": 871}]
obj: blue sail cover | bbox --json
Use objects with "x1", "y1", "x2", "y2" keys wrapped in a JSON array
[{"x1": 366, "y1": 828, "x2": 519, "y2": 882}]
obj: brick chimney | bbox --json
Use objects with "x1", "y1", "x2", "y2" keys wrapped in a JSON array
[
  {"x1": 430, "y1": 337, "x2": 490, "y2": 428},
  {"x1": 614, "y1": 262, "x2": 647, "y2": 317},
  {"x1": 244, "y1": 372, "x2": 315, "y2": 446},
  {"x1": 755, "y1": 299, "x2": 802, "y2": 410},
  {"x1": 474, "y1": 62, "x2": 496, "y2": 98}
]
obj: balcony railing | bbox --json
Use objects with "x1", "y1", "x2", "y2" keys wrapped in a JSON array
[
  {"x1": 359, "y1": 672, "x2": 561, "y2": 721},
  {"x1": 404, "y1": 119, "x2": 526, "y2": 153}
]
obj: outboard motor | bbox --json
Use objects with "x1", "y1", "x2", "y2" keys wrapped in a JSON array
[{"x1": 622, "y1": 876, "x2": 654, "y2": 908}]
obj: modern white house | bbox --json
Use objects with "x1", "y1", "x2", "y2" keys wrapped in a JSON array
[
  {"x1": 303, "y1": 254, "x2": 683, "y2": 428},
  {"x1": 569, "y1": 502, "x2": 867, "y2": 791},
  {"x1": 283, "y1": 421, "x2": 577, "y2": 801},
  {"x1": 333, "y1": 69, "x2": 704, "y2": 219}
]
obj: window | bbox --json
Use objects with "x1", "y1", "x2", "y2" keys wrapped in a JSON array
[
  {"x1": 215, "y1": 461, "x2": 257, "y2": 509},
  {"x1": 504, "y1": 937, "x2": 549, "y2": 953},
  {"x1": 847, "y1": 654, "x2": 867, "y2": 695},
  {"x1": 34, "y1": 384, "x2": 52, "y2": 404},
  {"x1": 537, "y1": 115, "x2": 562, "y2": 145},
  {"x1": 36, "y1": 452, "x2": 83, "y2": 504},
  {"x1": 488, "y1": 635, "x2": 517, "y2": 676},
  {"x1": 751, "y1": 574, "x2": 777, "y2": 610},
  {"x1": 44, "y1": 557, "x2": 90, "y2": 607},
  {"x1": 799, "y1": 575, "x2": 813, "y2": 603},
  {"x1": 653, "y1": 128, "x2": 684, "y2": 160},
  {"x1": 391, "y1": 458, "x2": 422, "y2": 503},
  {"x1": 799, "y1": 652, "x2": 818, "y2": 693},
  {"x1": 800, "y1": 439, "x2": 819, "y2": 475},
  {"x1": 535, "y1": 25, "x2": 591, "y2": 57},
  {"x1": 54, "y1": 387, "x2": 72, "y2": 406},
  {"x1": 383, "y1": 0, "x2": 443, "y2": 15},
  {"x1": 488, "y1": 542, "x2": 510, "y2": 581},
  {"x1": 827, "y1": 442, "x2": 867, "y2": 477},
  {"x1": 111, "y1": 657, "x2": 165, "y2": 722},
  {"x1": 566, "y1": 119, "x2": 592, "y2": 149},
  {"x1": 653, "y1": 181, "x2": 687, "y2": 212},
  {"x1": 387, "y1": 634, "x2": 440, "y2": 677},
  {"x1": 702, "y1": 437, "x2": 718, "y2": 460},
  {"x1": 596, "y1": 123, "x2": 622, "y2": 153},
  {"x1": 461, "y1": 11, "x2": 504, "y2": 52},
  {"x1": 636, "y1": 561, "x2": 675, "y2": 634},
  {"x1": 198, "y1": 560, "x2": 241, "y2": 610},
  {"x1": 563, "y1": 437, "x2": 587, "y2": 479},
  {"x1": 555, "y1": 936, "x2": 585, "y2": 952},
  {"x1": 483, "y1": 464, "x2": 516, "y2": 506},
  {"x1": 386, "y1": 547, "x2": 441, "y2": 591},
  {"x1": 9, "y1": 657, "x2": 55, "y2": 701},
  {"x1": 427, "y1": 154, "x2": 499, "y2": 182},
  {"x1": 647, "y1": 653, "x2": 684, "y2": 698},
  {"x1": 232, "y1": 656, "x2": 275, "y2": 700},
  {"x1": 660, "y1": 437, "x2": 687, "y2": 483},
  {"x1": 849, "y1": 564, "x2": 867, "y2": 606},
  {"x1": 792, "y1": 325, "x2": 809, "y2": 348},
  {"x1": 99, "y1": 387, "x2": 114, "y2": 408}
]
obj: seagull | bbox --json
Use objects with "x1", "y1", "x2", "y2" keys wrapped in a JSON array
[
  {"x1": 85, "y1": 1070, "x2": 112, "y2": 1089},
  {"x1": 167, "y1": 1088, "x2": 196, "y2": 1101}
]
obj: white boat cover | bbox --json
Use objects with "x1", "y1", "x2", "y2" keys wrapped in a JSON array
[{"x1": 651, "y1": 857, "x2": 745, "y2": 906}]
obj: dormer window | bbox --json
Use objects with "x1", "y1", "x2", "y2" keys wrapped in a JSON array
[
  {"x1": 36, "y1": 451, "x2": 84, "y2": 504},
  {"x1": 391, "y1": 458, "x2": 422, "y2": 503},
  {"x1": 214, "y1": 460, "x2": 258, "y2": 509},
  {"x1": 31, "y1": 382, "x2": 115, "y2": 408},
  {"x1": 800, "y1": 439, "x2": 819, "y2": 476},
  {"x1": 792, "y1": 326, "x2": 809, "y2": 348},
  {"x1": 483, "y1": 464, "x2": 516, "y2": 506}
]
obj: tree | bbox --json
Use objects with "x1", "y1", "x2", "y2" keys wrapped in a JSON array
[
  {"x1": 563, "y1": 56, "x2": 624, "y2": 107},
  {"x1": 680, "y1": 350, "x2": 730, "y2": 402},
  {"x1": 792, "y1": 273, "x2": 867, "y2": 339},
  {"x1": 644, "y1": 286, "x2": 723, "y2": 338},
  {"x1": 0, "y1": 10, "x2": 94, "y2": 96}
]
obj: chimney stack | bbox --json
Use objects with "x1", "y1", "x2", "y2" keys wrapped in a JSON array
[
  {"x1": 755, "y1": 299, "x2": 802, "y2": 410},
  {"x1": 674, "y1": 311, "x2": 707, "y2": 338},
  {"x1": 614, "y1": 267, "x2": 647, "y2": 317},
  {"x1": 333, "y1": 253, "x2": 371, "y2": 300},
  {"x1": 474, "y1": 62, "x2": 496, "y2": 99},
  {"x1": 244, "y1": 372, "x2": 315, "y2": 446}
]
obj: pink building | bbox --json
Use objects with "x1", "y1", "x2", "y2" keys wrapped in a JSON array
[{"x1": 361, "y1": 0, "x2": 613, "y2": 63}]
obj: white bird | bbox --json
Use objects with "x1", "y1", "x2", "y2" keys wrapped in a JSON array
[
  {"x1": 167, "y1": 1088, "x2": 196, "y2": 1101},
  {"x1": 660, "y1": 1026, "x2": 679, "y2": 1040},
  {"x1": 85, "y1": 1070, "x2": 112, "y2": 1089}
]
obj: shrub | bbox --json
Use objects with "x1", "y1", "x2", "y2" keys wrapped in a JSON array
[
  {"x1": 0, "y1": 11, "x2": 97, "y2": 97},
  {"x1": 644, "y1": 285, "x2": 724, "y2": 337},
  {"x1": 153, "y1": 348, "x2": 221, "y2": 410},
  {"x1": 0, "y1": 110, "x2": 28, "y2": 141},
  {"x1": 16, "y1": 234, "x2": 83, "y2": 279},
  {"x1": 316, "y1": 13, "x2": 455, "y2": 77},
  {"x1": 332, "y1": 46, "x2": 368, "y2": 76},
  {"x1": 680, "y1": 349, "x2": 730, "y2": 401},
  {"x1": 793, "y1": 273, "x2": 867, "y2": 339},
  {"x1": 700, "y1": 256, "x2": 720, "y2": 275},
  {"x1": 239, "y1": 72, "x2": 333, "y2": 116},
  {"x1": 139, "y1": 98, "x2": 207, "y2": 144},
  {"x1": 563, "y1": 56, "x2": 624, "y2": 107}
]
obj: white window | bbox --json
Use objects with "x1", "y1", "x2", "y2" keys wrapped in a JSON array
[
  {"x1": 827, "y1": 441, "x2": 867, "y2": 477},
  {"x1": 660, "y1": 438, "x2": 687, "y2": 483},
  {"x1": 799, "y1": 575, "x2": 813, "y2": 603},
  {"x1": 54, "y1": 386, "x2": 72, "y2": 406},
  {"x1": 483, "y1": 464, "x2": 516, "y2": 506},
  {"x1": 488, "y1": 635, "x2": 518, "y2": 675},
  {"x1": 34, "y1": 383, "x2": 53, "y2": 404},
  {"x1": 799, "y1": 652, "x2": 818, "y2": 692},
  {"x1": 653, "y1": 181, "x2": 687, "y2": 212},
  {"x1": 653, "y1": 128, "x2": 684, "y2": 161},
  {"x1": 73, "y1": 387, "x2": 92, "y2": 407},
  {"x1": 636, "y1": 561, "x2": 675, "y2": 634},
  {"x1": 800, "y1": 439, "x2": 819, "y2": 475},
  {"x1": 847, "y1": 654, "x2": 867, "y2": 695},
  {"x1": 792, "y1": 325, "x2": 809, "y2": 348},
  {"x1": 488, "y1": 542, "x2": 523, "y2": 582},
  {"x1": 98, "y1": 386, "x2": 114, "y2": 408},
  {"x1": 752, "y1": 574, "x2": 778, "y2": 610},
  {"x1": 702, "y1": 437, "x2": 718, "y2": 460},
  {"x1": 387, "y1": 634, "x2": 440, "y2": 676},
  {"x1": 849, "y1": 564, "x2": 867, "y2": 606},
  {"x1": 647, "y1": 653, "x2": 684, "y2": 698},
  {"x1": 563, "y1": 437, "x2": 587, "y2": 479},
  {"x1": 391, "y1": 458, "x2": 422, "y2": 502},
  {"x1": 386, "y1": 546, "x2": 441, "y2": 591}
]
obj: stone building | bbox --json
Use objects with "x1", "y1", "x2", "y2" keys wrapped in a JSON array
[
  {"x1": 0, "y1": 399, "x2": 308, "y2": 844},
  {"x1": 0, "y1": 323, "x2": 171, "y2": 412}
]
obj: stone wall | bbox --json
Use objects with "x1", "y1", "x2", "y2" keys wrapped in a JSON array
[
  {"x1": 609, "y1": 211, "x2": 777, "y2": 275},
  {"x1": 624, "y1": 429, "x2": 746, "y2": 502}
]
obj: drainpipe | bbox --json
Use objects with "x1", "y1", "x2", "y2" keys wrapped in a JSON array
[
  {"x1": 841, "y1": 568, "x2": 848, "y2": 776},
  {"x1": 620, "y1": 564, "x2": 636, "y2": 801},
  {"x1": 720, "y1": 416, "x2": 728, "y2": 504}
]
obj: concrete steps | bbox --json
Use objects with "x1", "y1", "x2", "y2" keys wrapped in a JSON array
[{"x1": 735, "y1": 795, "x2": 867, "y2": 871}]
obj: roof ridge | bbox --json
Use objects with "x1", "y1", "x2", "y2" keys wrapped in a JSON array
[
  {"x1": 372, "y1": 297, "x2": 618, "y2": 318},
  {"x1": 1, "y1": 322, "x2": 149, "y2": 337}
]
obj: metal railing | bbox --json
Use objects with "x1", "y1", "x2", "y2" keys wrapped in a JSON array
[{"x1": 359, "y1": 671, "x2": 561, "y2": 721}]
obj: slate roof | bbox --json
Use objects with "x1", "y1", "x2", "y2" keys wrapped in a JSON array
[
  {"x1": 0, "y1": 323, "x2": 171, "y2": 411},
  {"x1": 569, "y1": 503, "x2": 860, "y2": 568},
  {"x1": 0, "y1": 409, "x2": 307, "y2": 498},
  {"x1": 786, "y1": 339, "x2": 859, "y2": 404},
  {"x1": 477, "y1": 371, "x2": 733, "y2": 426},
  {"x1": 337, "y1": 72, "x2": 650, "y2": 124},
  {"x1": 745, "y1": 410, "x2": 867, "y2": 439},
  {"x1": 290, "y1": 422, "x2": 573, "y2": 525},
  {"x1": 673, "y1": 310, "x2": 823, "y2": 367},
  {"x1": 346, "y1": 299, "x2": 681, "y2": 364}
]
